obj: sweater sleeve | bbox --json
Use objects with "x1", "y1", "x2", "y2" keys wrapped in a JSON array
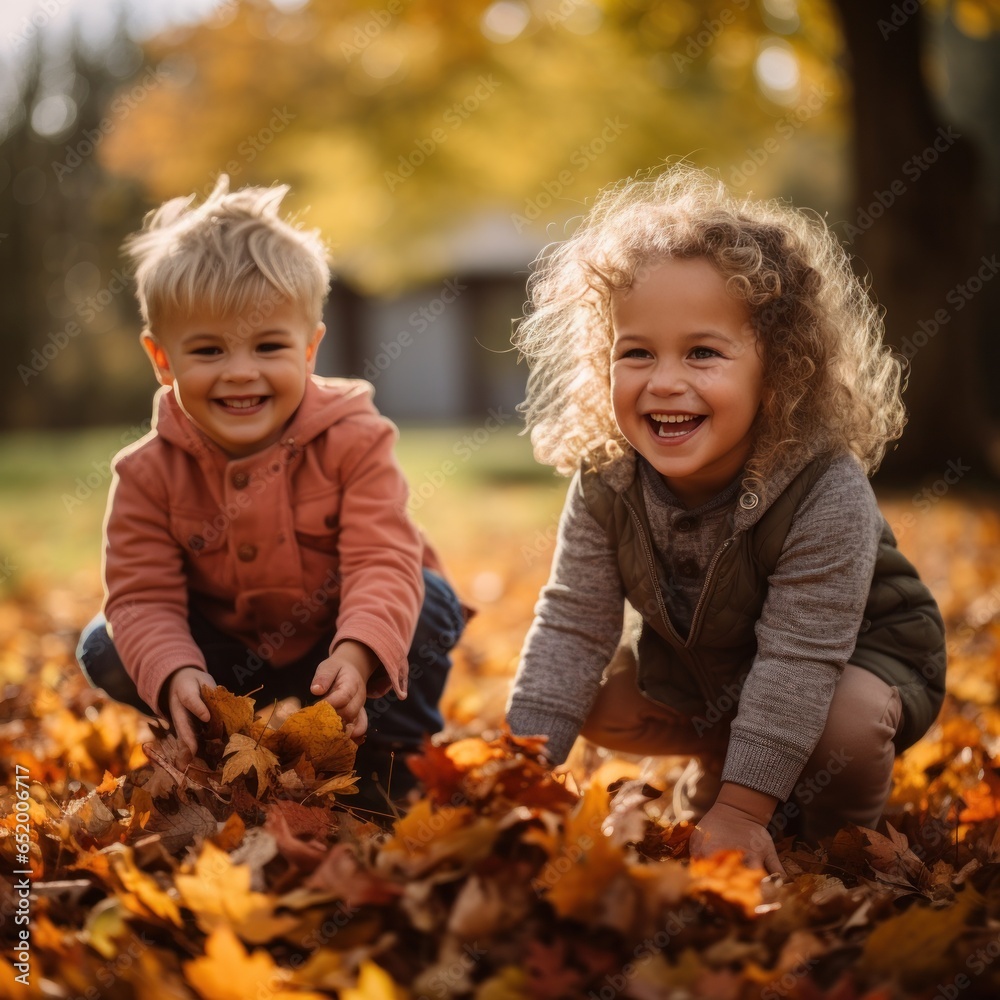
[
  {"x1": 103, "y1": 454, "x2": 208, "y2": 714},
  {"x1": 330, "y1": 417, "x2": 424, "y2": 700},
  {"x1": 721, "y1": 455, "x2": 883, "y2": 800},
  {"x1": 506, "y1": 471, "x2": 626, "y2": 764}
]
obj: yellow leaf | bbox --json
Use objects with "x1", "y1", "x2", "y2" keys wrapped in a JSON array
[
  {"x1": 341, "y1": 961, "x2": 405, "y2": 1000},
  {"x1": 546, "y1": 784, "x2": 626, "y2": 919},
  {"x1": 379, "y1": 799, "x2": 498, "y2": 876},
  {"x1": 203, "y1": 685, "x2": 256, "y2": 736},
  {"x1": 859, "y1": 888, "x2": 983, "y2": 987},
  {"x1": 176, "y1": 841, "x2": 299, "y2": 944},
  {"x1": 309, "y1": 772, "x2": 359, "y2": 799},
  {"x1": 111, "y1": 848, "x2": 183, "y2": 926},
  {"x1": 275, "y1": 700, "x2": 357, "y2": 773},
  {"x1": 185, "y1": 926, "x2": 327, "y2": 1000},
  {"x1": 222, "y1": 732, "x2": 279, "y2": 790},
  {"x1": 688, "y1": 851, "x2": 766, "y2": 918}
]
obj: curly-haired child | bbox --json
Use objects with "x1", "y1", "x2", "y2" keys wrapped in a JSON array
[
  {"x1": 76, "y1": 177, "x2": 466, "y2": 814},
  {"x1": 506, "y1": 165, "x2": 946, "y2": 873}
]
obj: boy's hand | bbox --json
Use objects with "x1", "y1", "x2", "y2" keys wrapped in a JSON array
[
  {"x1": 690, "y1": 782, "x2": 786, "y2": 876},
  {"x1": 310, "y1": 640, "x2": 380, "y2": 738},
  {"x1": 166, "y1": 666, "x2": 216, "y2": 757}
]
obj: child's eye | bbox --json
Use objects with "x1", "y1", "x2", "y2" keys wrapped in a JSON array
[
  {"x1": 258, "y1": 342, "x2": 287, "y2": 353},
  {"x1": 618, "y1": 347, "x2": 653, "y2": 360},
  {"x1": 690, "y1": 346, "x2": 721, "y2": 360},
  {"x1": 191, "y1": 346, "x2": 222, "y2": 356}
]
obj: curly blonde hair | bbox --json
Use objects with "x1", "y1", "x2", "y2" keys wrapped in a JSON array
[
  {"x1": 124, "y1": 175, "x2": 330, "y2": 329},
  {"x1": 513, "y1": 165, "x2": 905, "y2": 491}
]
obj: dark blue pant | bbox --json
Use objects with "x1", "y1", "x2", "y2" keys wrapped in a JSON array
[{"x1": 77, "y1": 568, "x2": 465, "y2": 809}]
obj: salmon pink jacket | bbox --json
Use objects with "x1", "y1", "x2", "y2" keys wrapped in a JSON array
[{"x1": 102, "y1": 375, "x2": 434, "y2": 713}]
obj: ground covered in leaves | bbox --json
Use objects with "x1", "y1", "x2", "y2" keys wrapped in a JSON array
[{"x1": 4, "y1": 497, "x2": 1000, "y2": 999}]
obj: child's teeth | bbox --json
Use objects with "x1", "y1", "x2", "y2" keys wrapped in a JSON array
[{"x1": 224, "y1": 397, "x2": 261, "y2": 408}]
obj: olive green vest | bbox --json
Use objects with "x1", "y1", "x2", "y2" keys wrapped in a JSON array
[{"x1": 580, "y1": 457, "x2": 946, "y2": 751}]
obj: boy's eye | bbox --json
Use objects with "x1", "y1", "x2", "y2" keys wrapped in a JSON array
[
  {"x1": 257, "y1": 342, "x2": 287, "y2": 353},
  {"x1": 191, "y1": 346, "x2": 222, "y2": 356}
]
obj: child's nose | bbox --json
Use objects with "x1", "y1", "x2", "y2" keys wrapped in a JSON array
[
  {"x1": 647, "y1": 359, "x2": 687, "y2": 394},
  {"x1": 224, "y1": 353, "x2": 260, "y2": 381}
]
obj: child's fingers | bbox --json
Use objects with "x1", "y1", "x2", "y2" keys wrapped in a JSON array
[
  {"x1": 323, "y1": 675, "x2": 366, "y2": 720},
  {"x1": 173, "y1": 706, "x2": 200, "y2": 754},
  {"x1": 310, "y1": 663, "x2": 336, "y2": 697},
  {"x1": 349, "y1": 705, "x2": 368, "y2": 740}
]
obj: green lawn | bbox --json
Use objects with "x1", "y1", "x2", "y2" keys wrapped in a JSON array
[{"x1": 0, "y1": 423, "x2": 566, "y2": 589}]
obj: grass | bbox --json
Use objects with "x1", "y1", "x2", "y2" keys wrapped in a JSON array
[{"x1": 0, "y1": 422, "x2": 566, "y2": 588}]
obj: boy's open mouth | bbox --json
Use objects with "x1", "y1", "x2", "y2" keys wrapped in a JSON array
[
  {"x1": 648, "y1": 413, "x2": 705, "y2": 438},
  {"x1": 215, "y1": 396, "x2": 266, "y2": 412}
]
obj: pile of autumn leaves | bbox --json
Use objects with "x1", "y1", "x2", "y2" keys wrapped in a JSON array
[{"x1": 4, "y1": 593, "x2": 1000, "y2": 999}]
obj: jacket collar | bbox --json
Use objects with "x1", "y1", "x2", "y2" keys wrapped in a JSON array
[{"x1": 590, "y1": 444, "x2": 824, "y2": 530}]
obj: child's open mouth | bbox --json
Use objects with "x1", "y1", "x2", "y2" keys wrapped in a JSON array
[
  {"x1": 648, "y1": 413, "x2": 705, "y2": 439},
  {"x1": 215, "y1": 396, "x2": 266, "y2": 413}
]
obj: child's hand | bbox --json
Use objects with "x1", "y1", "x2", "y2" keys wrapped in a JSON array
[
  {"x1": 310, "y1": 640, "x2": 380, "y2": 738},
  {"x1": 166, "y1": 666, "x2": 216, "y2": 757},
  {"x1": 690, "y1": 782, "x2": 786, "y2": 876}
]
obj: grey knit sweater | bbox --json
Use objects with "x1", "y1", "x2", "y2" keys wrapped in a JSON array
[{"x1": 505, "y1": 450, "x2": 883, "y2": 801}]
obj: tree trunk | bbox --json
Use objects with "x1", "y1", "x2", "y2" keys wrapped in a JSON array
[{"x1": 832, "y1": 0, "x2": 998, "y2": 485}]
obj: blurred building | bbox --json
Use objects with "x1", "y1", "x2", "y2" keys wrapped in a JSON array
[{"x1": 317, "y1": 213, "x2": 549, "y2": 422}]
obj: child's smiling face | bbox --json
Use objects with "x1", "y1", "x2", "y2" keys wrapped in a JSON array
[
  {"x1": 610, "y1": 256, "x2": 763, "y2": 507},
  {"x1": 141, "y1": 299, "x2": 325, "y2": 458}
]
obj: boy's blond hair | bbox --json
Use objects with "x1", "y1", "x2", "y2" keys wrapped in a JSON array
[
  {"x1": 514, "y1": 164, "x2": 906, "y2": 494},
  {"x1": 124, "y1": 175, "x2": 330, "y2": 330}
]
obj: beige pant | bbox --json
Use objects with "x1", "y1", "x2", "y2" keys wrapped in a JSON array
[{"x1": 580, "y1": 647, "x2": 903, "y2": 841}]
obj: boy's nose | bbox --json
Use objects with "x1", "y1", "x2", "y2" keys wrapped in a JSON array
[{"x1": 224, "y1": 355, "x2": 260, "y2": 381}]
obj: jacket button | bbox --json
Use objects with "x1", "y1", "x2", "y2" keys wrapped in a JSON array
[
  {"x1": 188, "y1": 535, "x2": 205, "y2": 551},
  {"x1": 676, "y1": 517, "x2": 697, "y2": 532},
  {"x1": 739, "y1": 493, "x2": 759, "y2": 510},
  {"x1": 237, "y1": 543, "x2": 258, "y2": 561},
  {"x1": 231, "y1": 471, "x2": 250, "y2": 489},
  {"x1": 677, "y1": 558, "x2": 700, "y2": 578}
]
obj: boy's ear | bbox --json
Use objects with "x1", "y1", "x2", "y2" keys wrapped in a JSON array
[
  {"x1": 305, "y1": 323, "x2": 326, "y2": 372},
  {"x1": 141, "y1": 331, "x2": 174, "y2": 386}
]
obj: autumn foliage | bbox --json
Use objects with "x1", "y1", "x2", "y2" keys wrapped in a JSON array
[{"x1": 3, "y1": 497, "x2": 1000, "y2": 998}]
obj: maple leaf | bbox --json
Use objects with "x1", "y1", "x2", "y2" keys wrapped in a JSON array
[
  {"x1": 273, "y1": 700, "x2": 357, "y2": 773},
  {"x1": 221, "y1": 732, "x2": 279, "y2": 791},
  {"x1": 185, "y1": 925, "x2": 327, "y2": 1000},
  {"x1": 109, "y1": 846, "x2": 183, "y2": 926},
  {"x1": 175, "y1": 840, "x2": 300, "y2": 944}
]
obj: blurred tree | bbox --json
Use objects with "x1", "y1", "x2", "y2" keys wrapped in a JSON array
[
  {"x1": 98, "y1": 0, "x2": 845, "y2": 292},
  {"x1": 833, "y1": 0, "x2": 999, "y2": 480},
  {"x1": 0, "y1": 23, "x2": 151, "y2": 430}
]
